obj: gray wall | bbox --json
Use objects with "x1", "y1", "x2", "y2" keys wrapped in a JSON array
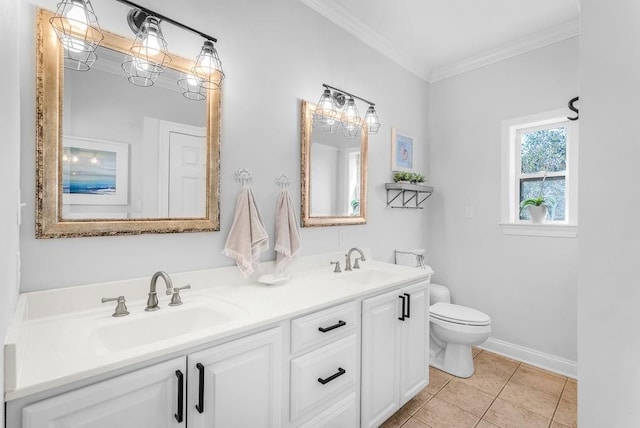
[
  {"x1": 427, "y1": 37, "x2": 579, "y2": 362},
  {"x1": 0, "y1": 0, "x2": 22, "y2": 426},
  {"x1": 18, "y1": 0, "x2": 430, "y2": 291},
  {"x1": 578, "y1": 0, "x2": 640, "y2": 425}
]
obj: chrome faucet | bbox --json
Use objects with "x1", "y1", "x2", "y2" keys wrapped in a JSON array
[
  {"x1": 345, "y1": 248, "x2": 366, "y2": 271},
  {"x1": 145, "y1": 271, "x2": 174, "y2": 311}
]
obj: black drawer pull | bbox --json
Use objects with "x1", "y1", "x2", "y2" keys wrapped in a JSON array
[
  {"x1": 196, "y1": 363, "x2": 205, "y2": 414},
  {"x1": 398, "y1": 295, "x2": 406, "y2": 321},
  {"x1": 404, "y1": 293, "x2": 411, "y2": 318},
  {"x1": 174, "y1": 370, "x2": 184, "y2": 423},
  {"x1": 318, "y1": 320, "x2": 346, "y2": 333},
  {"x1": 318, "y1": 367, "x2": 346, "y2": 385}
]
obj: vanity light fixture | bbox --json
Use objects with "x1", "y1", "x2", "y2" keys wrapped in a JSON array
[
  {"x1": 115, "y1": 0, "x2": 224, "y2": 93},
  {"x1": 51, "y1": 0, "x2": 224, "y2": 99},
  {"x1": 313, "y1": 84, "x2": 381, "y2": 138},
  {"x1": 49, "y1": 0, "x2": 104, "y2": 71}
]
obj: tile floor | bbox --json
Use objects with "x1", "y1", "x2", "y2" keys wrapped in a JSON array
[{"x1": 382, "y1": 349, "x2": 577, "y2": 428}]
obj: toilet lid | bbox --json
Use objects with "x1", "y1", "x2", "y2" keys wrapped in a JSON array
[{"x1": 430, "y1": 303, "x2": 491, "y2": 326}]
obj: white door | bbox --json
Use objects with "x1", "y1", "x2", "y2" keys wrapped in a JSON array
[
  {"x1": 168, "y1": 131, "x2": 206, "y2": 217},
  {"x1": 22, "y1": 357, "x2": 186, "y2": 428},
  {"x1": 361, "y1": 289, "x2": 402, "y2": 428},
  {"x1": 400, "y1": 282, "x2": 429, "y2": 404},
  {"x1": 187, "y1": 327, "x2": 282, "y2": 428}
]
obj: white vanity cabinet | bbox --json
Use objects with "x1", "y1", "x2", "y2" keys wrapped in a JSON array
[
  {"x1": 21, "y1": 357, "x2": 187, "y2": 428},
  {"x1": 360, "y1": 281, "x2": 429, "y2": 428},
  {"x1": 187, "y1": 327, "x2": 282, "y2": 428},
  {"x1": 14, "y1": 328, "x2": 281, "y2": 428}
]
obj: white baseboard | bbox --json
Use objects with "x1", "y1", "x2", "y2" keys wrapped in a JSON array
[{"x1": 478, "y1": 337, "x2": 577, "y2": 379}]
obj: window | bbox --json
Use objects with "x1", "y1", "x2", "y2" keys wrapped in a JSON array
[{"x1": 501, "y1": 109, "x2": 578, "y2": 237}]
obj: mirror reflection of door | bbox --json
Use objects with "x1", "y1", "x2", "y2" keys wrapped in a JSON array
[
  {"x1": 154, "y1": 120, "x2": 206, "y2": 218},
  {"x1": 168, "y1": 128, "x2": 206, "y2": 218}
]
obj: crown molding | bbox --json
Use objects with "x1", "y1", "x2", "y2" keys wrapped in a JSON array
[
  {"x1": 299, "y1": 0, "x2": 579, "y2": 85},
  {"x1": 429, "y1": 19, "x2": 580, "y2": 83},
  {"x1": 298, "y1": 0, "x2": 429, "y2": 81}
]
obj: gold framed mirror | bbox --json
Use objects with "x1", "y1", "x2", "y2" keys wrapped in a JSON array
[
  {"x1": 300, "y1": 100, "x2": 368, "y2": 227},
  {"x1": 36, "y1": 8, "x2": 220, "y2": 238}
]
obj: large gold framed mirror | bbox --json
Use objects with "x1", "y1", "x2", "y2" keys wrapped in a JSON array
[
  {"x1": 300, "y1": 100, "x2": 367, "y2": 227},
  {"x1": 36, "y1": 8, "x2": 220, "y2": 238}
]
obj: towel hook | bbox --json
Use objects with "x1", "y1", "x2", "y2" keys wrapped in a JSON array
[
  {"x1": 234, "y1": 168, "x2": 253, "y2": 187},
  {"x1": 567, "y1": 96, "x2": 579, "y2": 121},
  {"x1": 275, "y1": 174, "x2": 290, "y2": 190}
]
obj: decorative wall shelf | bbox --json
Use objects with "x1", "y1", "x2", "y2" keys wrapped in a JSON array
[{"x1": 385, "y1": 183, "x2": 434, "y2": 209}]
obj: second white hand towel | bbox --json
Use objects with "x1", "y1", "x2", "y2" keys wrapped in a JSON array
[
  {"x1": 274, "y1": 189, "x2": 301, "y2": 271},
  {"x1": 223, "y1": 187, "x2": 269, "y2": 278}
]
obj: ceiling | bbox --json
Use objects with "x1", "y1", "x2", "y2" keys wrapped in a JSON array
[{"x1": 299, "y1": 0, "x2": 580, "y2": 82}]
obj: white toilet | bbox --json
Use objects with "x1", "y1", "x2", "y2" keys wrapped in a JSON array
[{"x1": 429, "y1": 284, "x2": 491, "y2": 378}]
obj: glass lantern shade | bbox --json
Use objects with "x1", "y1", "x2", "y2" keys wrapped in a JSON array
[
  {"x1": 49, "y1": 0, "x2": 104, "y2": 71},
  {"x1": 122, "y1": 16, "x2": 171, "y2": 87},
  {"x1": 364, "y1": 105, "x2": 381, "y2": 134},
  {"x1": 192, "y1": 40, "x2": 225, "y2": 90},
  {"x1": 342, "y1": 98, "x2": 363, "y2": 138},
  {"x1": 178, "y1": 73, "x2": 207, "y2": 101}
]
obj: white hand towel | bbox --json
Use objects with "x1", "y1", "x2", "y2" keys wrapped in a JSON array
[
  {"x1": 223, "y1": 187, "x2": 269, "y2": 278},
  {"x1": 274, "y1": 189, "x2": 301, "y2": 271}
]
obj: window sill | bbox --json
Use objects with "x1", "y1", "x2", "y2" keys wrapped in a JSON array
[{"x1": 499, "y1": 223, "x2": 577, "y2": 238}]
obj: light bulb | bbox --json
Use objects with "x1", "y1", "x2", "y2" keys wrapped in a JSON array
[
  {"x1": 90, "y1": 156, "x2": 98, "y2": 164},
  {"x1": 66, "y1": 1, "x2": 88, "y2": 33},
  {"x1": 187, "y1": 74, "x2": 199, "y2": 86},
  {"x1": 143, "y1": 28, "x2": 161, "y2": 55},
  {"x1": 72, "y1": 155, "x2": 79, "y2": 163},
  {"x1": 134, "y1": 57, "x2": 152, "y2": 72}
]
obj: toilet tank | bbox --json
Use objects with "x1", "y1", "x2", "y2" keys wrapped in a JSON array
[{"x1": 429, "y1": 283, "x2": 451, "y2": 305}]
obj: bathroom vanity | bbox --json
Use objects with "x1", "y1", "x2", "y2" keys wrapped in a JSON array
[{"x1": 4, "y1": 253, "x2": 432, "y2": 427}]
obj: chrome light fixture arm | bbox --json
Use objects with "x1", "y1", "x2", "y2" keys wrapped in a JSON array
[{"x1": 115, "y1": 0, "x2": 217, "y2": 42}]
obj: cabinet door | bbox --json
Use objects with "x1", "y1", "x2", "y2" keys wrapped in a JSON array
[
  {"x1": 22, "y1": 357, "x2": 186, "y2": 428},
  {"x1": 188, "y1": 327, "x2": 282, "y2": 428},
  {"x1": 400, "y1": 282, "x2": 429, "y2": 404},
  {"x1": 361, "y1": 289, "x2": 402, "y2": 428}
]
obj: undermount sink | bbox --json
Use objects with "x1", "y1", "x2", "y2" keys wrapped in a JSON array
[
  {"x1": 339, "y1": 269, "x2": 399, "y2": 285},
  {"x1": 91, "y1": 299, "x2": 246, "y2": 353}
]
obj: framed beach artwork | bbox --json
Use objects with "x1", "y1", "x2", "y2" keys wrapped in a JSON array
[
  {"x1": 391, "y1": 128, "x2": 415, "y2": 172},
  {"x1": 62, "y1": 136, "x2": 129, "y2": 205}
]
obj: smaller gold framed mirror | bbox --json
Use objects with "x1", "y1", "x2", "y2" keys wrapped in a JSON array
[{"x1": 300, "y1": 100, "x2": 368, "y2": 227}]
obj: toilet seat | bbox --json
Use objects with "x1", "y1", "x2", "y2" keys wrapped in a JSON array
[{"x1": 430, "y1": 303, "x2": 491, "y2": 326}]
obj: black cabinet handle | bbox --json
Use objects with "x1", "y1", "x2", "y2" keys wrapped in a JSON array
[
  {"x1": 398, "y1": 295, "x2": 406, "y2": 321},
  {"x1": 174, "y1": 370, "x2": 184, "y2": 423},
  {"x1": 196, "y1": 363, "x2": 205, "y2": 414},
  {"x1": 404, "y1": 293, "x2": 411, "y2": 318},
  {"x1": 318, "y1": 320, "x2": 346, "y2": 333},
  {"x1": 317, "y1": 367, "x2": 346, "y2": 385}
]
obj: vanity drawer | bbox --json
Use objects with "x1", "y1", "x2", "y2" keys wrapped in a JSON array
[
  {"x1": 290, "y1": 335, "x2": 357, "y2": 421},
  {"x1": 291, "y1": 301, "x2": 357, "y2": 354},
  {"x1": 298, "y1": 392, "x2": 357, "y2": 428}
]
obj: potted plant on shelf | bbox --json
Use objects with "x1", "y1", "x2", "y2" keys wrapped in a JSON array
[
  {"x1": 393, "y1": 171, "x2": 412, "y2": 183},
  {"x1": 393, "y1": 172, "x2": 426, "y2": 185}
]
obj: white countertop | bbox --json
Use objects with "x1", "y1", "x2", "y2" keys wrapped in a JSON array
[{"x1": 4, "y1": 251, "x2": 432, "y2": 401}]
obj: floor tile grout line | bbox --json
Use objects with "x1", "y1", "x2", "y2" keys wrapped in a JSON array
[
  {"x1": 476, "y1": 360, "x2": 522, "y2": 426},
  {"x1": 550, "y1": 377, "x2": 569, "y2": 425}
]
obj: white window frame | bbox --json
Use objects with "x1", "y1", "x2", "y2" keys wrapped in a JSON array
[{"x1": 500, "y1": 108, "x2": 578, "y2": 237}]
